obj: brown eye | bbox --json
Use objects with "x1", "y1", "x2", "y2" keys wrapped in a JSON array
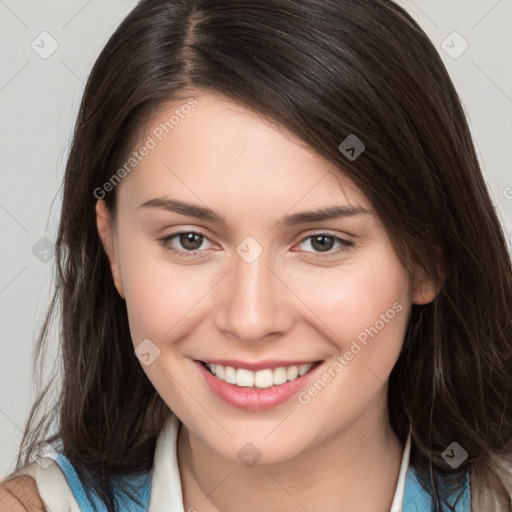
[
  {"x1": 296, "y1": 233, "x2": 354, "y2": 258},
  {"x1": 157, "y1": 230, "x2": 213, "y2": 257},
  {"x1": 177, "y1": 232, "x2": 204, "y2": 251},
  {"x1": 310, "y1": 235, "x2": 336, "y2": 252}
]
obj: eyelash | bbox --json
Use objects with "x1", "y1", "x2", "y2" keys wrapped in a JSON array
[{"x1": 157, "y1": 230, "x2": 354, "y2": 259}]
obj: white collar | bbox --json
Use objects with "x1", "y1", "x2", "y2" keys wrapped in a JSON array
[
  {"x1": 148, "y1": 413, "x2": 185, "y2": 511},
  {"x1": 390, "y1": 428, "x2": 412, "y2": 511},
  {"x1": 148, "y1": 413, "x2": 411, "y2": 512}
]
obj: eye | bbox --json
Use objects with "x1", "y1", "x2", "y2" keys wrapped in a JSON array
[
  {"x1": 157, "y1": 230, "x2": 214, "y2": 258},
  {"x1": 157, "y1": 230, "x2": 354, "y2": 259},
  {"x1": 295, "y1": 233, "x2": 354, "y2": 258}
]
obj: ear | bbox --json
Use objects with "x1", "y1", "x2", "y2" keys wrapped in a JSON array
[
  {"x1": 411, "y1": 265, "x2": 443, "y2": 305},
  {"x1": 95, "y1": 200, "x2": 125, "y2": 299}
]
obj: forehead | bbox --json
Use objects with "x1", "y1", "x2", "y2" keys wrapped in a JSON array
[{"x1": 117, "y1": 91, "x2": 371, "y2": 214}]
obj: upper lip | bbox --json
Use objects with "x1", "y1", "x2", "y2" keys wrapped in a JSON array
[{"x1": 197, "y1": 359, "x2": 323, "y2": 372}]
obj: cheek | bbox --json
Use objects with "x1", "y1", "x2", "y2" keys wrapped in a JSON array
[
  {"x1": 290, "y1": 260, "x2": 411, "y2": 432},
  {"x1": 295, "y1": 257, "x2": 410, "y2": 347},
  {"x1": 118, "y1": 239, "x2": 216, "y2": 346}
]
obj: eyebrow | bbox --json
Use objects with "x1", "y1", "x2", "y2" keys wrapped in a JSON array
[{"x1": 138, "y1": 198, "x2": 372, "y2": 226}]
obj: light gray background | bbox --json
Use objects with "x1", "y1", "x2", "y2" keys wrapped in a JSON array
[{"x1": 1, "y1": 0, "x2": 511, "y2": 475}]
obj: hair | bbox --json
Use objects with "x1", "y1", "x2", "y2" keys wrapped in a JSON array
[{"x1": 9, "y1": 0, "x2": 512, "y2": 511}]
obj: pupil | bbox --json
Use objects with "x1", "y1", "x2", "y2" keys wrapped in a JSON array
[
  {"x1": 312, "y1": 235, "x2": 333, "y2": 252},
  {"x1": 181, "y1": 233, "x2": 202, "y2": 250}
]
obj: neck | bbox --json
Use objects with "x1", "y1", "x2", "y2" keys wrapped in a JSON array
[{"x1": 177, "y1": 399, "x2": 404, "y2": 512}]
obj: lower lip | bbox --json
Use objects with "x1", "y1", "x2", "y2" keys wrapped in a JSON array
[{"x1": 195, "y1": 360, "x2": 323, "y2": 411}]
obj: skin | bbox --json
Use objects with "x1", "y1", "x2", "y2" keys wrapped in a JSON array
[
  {"x1": 0, "y1": 476, "x2": 44, "y2": 511},
  {"x1": 96, "y1": 91, "x2": 437, "y2": 512}
]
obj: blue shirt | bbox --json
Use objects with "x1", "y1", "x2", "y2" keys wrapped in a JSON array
[{"x1": 51, "y1": 448, "x2": 471, "y2": 511}]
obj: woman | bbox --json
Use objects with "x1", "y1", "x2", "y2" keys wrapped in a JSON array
[{"x1": 2, "y1": 0, "x2": 511, "y2": 510}]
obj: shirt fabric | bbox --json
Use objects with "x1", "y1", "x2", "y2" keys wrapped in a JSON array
[{"x1": 13, "y1": 411, "x2": 472, "y2": 511}]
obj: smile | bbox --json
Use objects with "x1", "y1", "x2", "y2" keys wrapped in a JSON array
[
  {"x1": 204, "y1": 362, "x2": 319, "y2": 388},
  {"x1": 195, "y1": 359, "x2": 324, "y2": 411}
]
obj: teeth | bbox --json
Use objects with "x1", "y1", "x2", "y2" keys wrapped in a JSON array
[
  {"x1": 206, "y1": 362, "x2": 315, "y2": 388},
  {"x1": 236, "y1": 368, "x2": 254, "y2": 387},
  {"x1": 215, "y1": 364, "x2": 225, "y2": 380},
  {"x1": 273, "y1": 367, "x2": 288, "y2": 385},
  {"x1": 286, "y1": 365, "x2": 299, "y2": 380},
  {"x1": 298, "y1": 363, "x2": 311, "y2": 376},
  {"x1": 224, "y1": 366, "x2": 237, "y2": 384},
  {"x1": 254, "y1": 369, "x2": 273, "y2": 388}
]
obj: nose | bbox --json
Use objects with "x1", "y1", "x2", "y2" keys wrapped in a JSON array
[{"x1": 213, "y1": 249, "x2": 295, "y2": 344}]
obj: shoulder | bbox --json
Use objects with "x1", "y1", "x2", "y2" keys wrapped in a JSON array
[
  {"x1": 1, "y1": 457, "x2": 84, "y2": 512},
  {"x1": 0, "y1": 476, "x2": 45, "y2": 512}
]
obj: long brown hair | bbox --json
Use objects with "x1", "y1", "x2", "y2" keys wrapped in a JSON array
[{"x1": 10, "y1": 0, "x2": 512, "y2": 510}]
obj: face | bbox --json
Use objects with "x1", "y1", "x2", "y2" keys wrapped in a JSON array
[{"x1": 96, "y1": 91, "x2": 436, "y2": 465}]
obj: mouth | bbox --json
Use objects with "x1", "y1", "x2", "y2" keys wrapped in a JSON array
[
  {"x1": 194, "y1": 359, "x2": 324, "y2": 411},
  {"x1": 197, "y1": 360, "x2": 324, "y2": 389}
]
